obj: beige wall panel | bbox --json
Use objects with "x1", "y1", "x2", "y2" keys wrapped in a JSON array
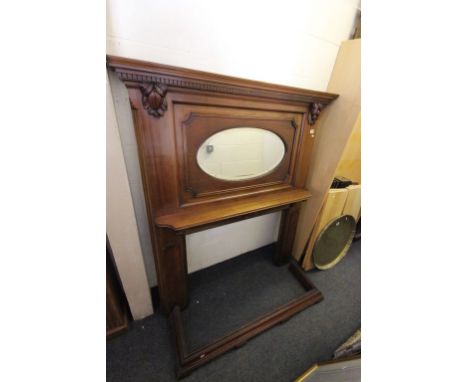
[
  {"x1": 293, "y1": 39, "x2": 360, "y2": 262},
  {"x1": 108, "y1": 70, "x2": 157, "y2": 287},
  {"x1": 302, "y1": 189, "x2": 349, "y2": 270},
  {"x1": 335, "y1": 112, "x2": 361, "y2": 183},
  {"x1": 107, "y1": 73, "x2": 154, "y2": 319}
]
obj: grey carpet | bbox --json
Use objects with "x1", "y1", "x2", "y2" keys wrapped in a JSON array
[{"x1": 107, "y1": 241, "x2": 361, "y2": 382}]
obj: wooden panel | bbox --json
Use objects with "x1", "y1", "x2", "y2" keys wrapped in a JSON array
[
  {"x1": 302, "y1": 188, "x2": 349, "y2": 270},
  {"x1": 173, "y1": 104, "x2": 302, "y2": 204},
  {"x1": 295, "y1": 357, "x2": 361, "y2": 382},
  {"x1": 343, "y1": 185, "x2": 361, "y2": 221},
  {"x1": 335, "y1": 113, "x2": 361, "y2": 183},
  {"x1": 156, "y1": 188, "x2": 312, "y2": 231},
  {"x1": 293, "y1": 39, "x2": 360, "y2": 261},
  {"x1": 128, "y1": 87, "x2": 181, "y2": 217}
]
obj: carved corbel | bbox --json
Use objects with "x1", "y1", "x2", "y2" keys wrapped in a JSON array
[
  {"x1": 308, "y1": 102, "x2": 323, "y2": 125},
  {"x1": 140, "y1": 82, "x2": 168, "y2": 117}
]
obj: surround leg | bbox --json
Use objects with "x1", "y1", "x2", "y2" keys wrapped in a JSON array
[
  {"x1": 154, "y1": 227, "x2": 189, "y2": 314},
  {"x1": 274, "y1": 203, "x2": 301, "y2": 265}
]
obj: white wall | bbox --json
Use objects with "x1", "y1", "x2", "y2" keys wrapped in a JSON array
[
  {"x1": 107, "y1": 0, "x2": 360, "y2": 90},
  {"x1": 187, "y1": 212, "x2": 282, "y2": 273},
  {"x1": 106, "y1": 0, "x2": 360, "y2": 287}
]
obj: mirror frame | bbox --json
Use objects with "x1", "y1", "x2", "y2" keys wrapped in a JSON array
[{"x1": 174, "y1": 105, "x2": 304, "y2": 206}]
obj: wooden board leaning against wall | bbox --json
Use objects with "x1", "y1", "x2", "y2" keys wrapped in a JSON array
[
  {"x1": 336, "y1": 113, "x2": 361, "y2": 184},
  {"x1": 292, "y1": 39, "x2": 361, "y2": 269}
]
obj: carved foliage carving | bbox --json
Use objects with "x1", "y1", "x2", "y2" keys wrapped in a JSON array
[
  {"x1": 308, "y1": 102, "x2": 323, "y2": 125},
  {"x1": 140, "y1": 82, "x2": 168, "y2": 117}
]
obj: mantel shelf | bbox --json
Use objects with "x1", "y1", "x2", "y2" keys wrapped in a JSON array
[
  {"x1": 155, "y1": 188, "x2": 312, "y2": 231},
  {"x1": 107, "y1": 55, "x2": 338, "y2": 106}
]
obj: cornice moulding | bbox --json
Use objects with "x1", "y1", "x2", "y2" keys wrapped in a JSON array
[{"x1": 107, "y1": 55, "x2": 339, "y2": 108}]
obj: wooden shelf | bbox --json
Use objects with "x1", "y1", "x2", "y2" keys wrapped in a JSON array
[
  {"x1": 155, "y1": 188, "x2": 312, "y2": 231},
  {"x1": 107, "y1": 56, "x2": 338, "y2": 106}
]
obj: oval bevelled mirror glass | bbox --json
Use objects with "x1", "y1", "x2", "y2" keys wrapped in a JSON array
[{"x1": 196, "y1": 127, "x2": 285, "y2": 181}]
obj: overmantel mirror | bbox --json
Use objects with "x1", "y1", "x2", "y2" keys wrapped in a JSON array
[
  {"x1": 173, "y1": 104, "x2": 305, "y2": 205},
  {"x1": 196, "y1": 127, "x2": 286, "y2": 181},
  {"x1": 107, "y1": 56, "x2": 338, "y2": 378}
]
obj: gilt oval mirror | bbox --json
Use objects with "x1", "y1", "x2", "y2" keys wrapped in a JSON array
[{"x1": 196, "y1": 127, "x2": 285, "y2": 181}]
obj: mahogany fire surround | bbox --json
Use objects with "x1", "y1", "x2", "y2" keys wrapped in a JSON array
[{"x1": 107, "y1": 56, "x2": 338, "y2": 378}]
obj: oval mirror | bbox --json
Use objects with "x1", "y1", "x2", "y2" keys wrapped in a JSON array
[{"x1": 196, "y1": 127, "x2": 285, "y2": 181}]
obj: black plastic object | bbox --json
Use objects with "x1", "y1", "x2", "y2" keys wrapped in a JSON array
[{"x1": 331, "y1": 176, "x2": 353, "y2": 189}]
